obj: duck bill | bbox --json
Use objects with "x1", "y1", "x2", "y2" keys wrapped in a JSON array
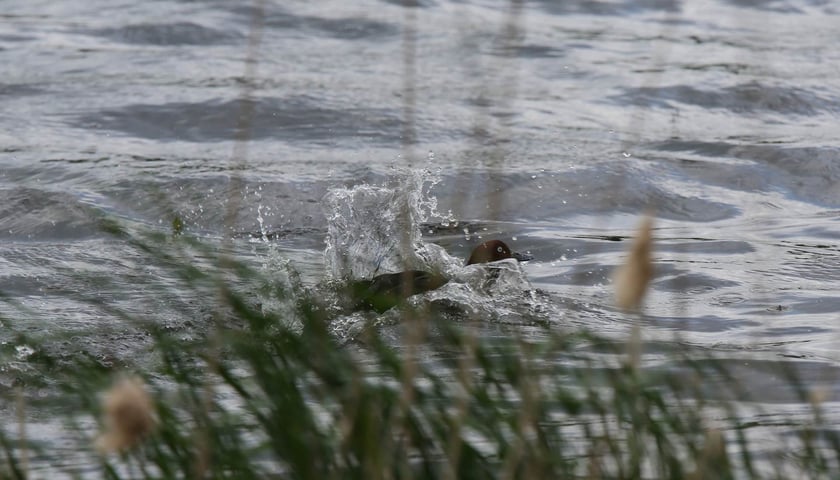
[{"x1": 512, "y1": 251, "x2": 533, "y2": 262}]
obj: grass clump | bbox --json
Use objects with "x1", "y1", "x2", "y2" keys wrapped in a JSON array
[{"x1": 0, "y1": 225, "x2": 837, "y2": 479}]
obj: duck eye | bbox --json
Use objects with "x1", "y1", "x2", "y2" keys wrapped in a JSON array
[{"x1": 497, "y1": 246, "x2": 503, "y2": 253}]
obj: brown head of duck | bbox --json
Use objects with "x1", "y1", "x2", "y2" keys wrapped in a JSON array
[{"x1": 466, "y1": 239, "x2": 533, "y2": 265}]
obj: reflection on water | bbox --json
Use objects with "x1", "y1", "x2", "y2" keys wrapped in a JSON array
[{"x1": 2, "y1": 0, "x2": 840, "y2": 474}]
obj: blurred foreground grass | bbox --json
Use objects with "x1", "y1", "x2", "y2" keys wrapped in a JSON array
[{"x1": 1, "y1": 220, "x2": 838, "y2": 479}]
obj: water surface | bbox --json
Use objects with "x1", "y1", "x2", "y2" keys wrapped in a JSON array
[{"x1": 2, "y1": 0, "x2": 840, "y2": 474}]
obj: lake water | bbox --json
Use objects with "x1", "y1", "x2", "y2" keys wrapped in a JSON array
[{"x1": 2, "y1": 0, "x2": 840, "y2": 474}]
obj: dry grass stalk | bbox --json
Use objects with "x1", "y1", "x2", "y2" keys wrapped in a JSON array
[
  {"x1": 810, "y1": 386, "x2": 830, "y2": 407},
  {"x1": 613, "y1": 215, "x2": 654, "y2": 312},
  {"x1": 687, "y1": 428, "x2": 729, "y2": 480},
  {"x1": 16, "y1": 386, "x2": 29, "y2": 477},
  {"x1": 626, "y1": 324, "x2": 642, "y2": 370},
  {"x1": 95, "y1": 376, "x2": 157, "y2": 454}
]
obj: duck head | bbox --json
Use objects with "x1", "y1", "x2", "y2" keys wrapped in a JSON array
[{"x1": 465, "y1": 240, "x2": 532, "y2": 265}]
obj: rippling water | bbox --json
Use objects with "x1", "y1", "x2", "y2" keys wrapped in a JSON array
[{"x1": 3, "y1": 0, "x2": 840, "y2": 473}]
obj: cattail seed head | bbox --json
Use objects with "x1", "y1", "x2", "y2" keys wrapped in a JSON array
[
  {"x1": 95, "y1": 375, "x2": 157, "y2": 453},
  {"x1": 614, "y1": 215, "x2": 654, "y2": 311}
]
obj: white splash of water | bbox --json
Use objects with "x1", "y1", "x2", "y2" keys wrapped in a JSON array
[
  {"x1": 323, "y1": 169, "x2": 457, "y2": 282},
  {"x1": 253, "y1": 169, "x2": 556, "y2": 342},
  {"x1": 320, "y1": 170, "x2": 557, "y2": 333},
  {"x1": 259, "y1": 253, "x2": 306, "y2": 332}
]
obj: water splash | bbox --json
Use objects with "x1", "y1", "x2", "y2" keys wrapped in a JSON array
[
  {"x1": 257, "y1": 239, "x2": 306, "y2": 333},
  {"x1": 323, "y1": 169, "x2": 456, "y2": 282},
  {"x1": 321, "y1": 170, "x2": 557, "y2": 339}
]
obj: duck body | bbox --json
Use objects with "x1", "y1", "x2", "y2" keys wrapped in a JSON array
[
  {"x1": 350, "y1": 270, "x2": 449, "y2": 313},
  {"x1": 349, "y1": 240, "x2": 529, "y2": 313}
]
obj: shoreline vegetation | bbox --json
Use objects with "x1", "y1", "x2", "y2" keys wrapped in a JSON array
[{"x1": 2, "y1": 217, "x2": 837, "y2": 479}]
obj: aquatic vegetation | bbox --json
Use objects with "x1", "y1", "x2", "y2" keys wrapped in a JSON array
[{"x1": 1, "y1": 221, "x2": 838, "y2": 479}]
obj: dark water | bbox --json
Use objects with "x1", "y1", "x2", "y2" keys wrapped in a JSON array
[{"x1": 3, "y1": 0, "x2": 840, "y2": 474}]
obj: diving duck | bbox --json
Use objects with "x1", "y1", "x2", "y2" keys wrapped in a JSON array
[{"x1": 350, "y1": 239, "x2": 531, "y2": 313}]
